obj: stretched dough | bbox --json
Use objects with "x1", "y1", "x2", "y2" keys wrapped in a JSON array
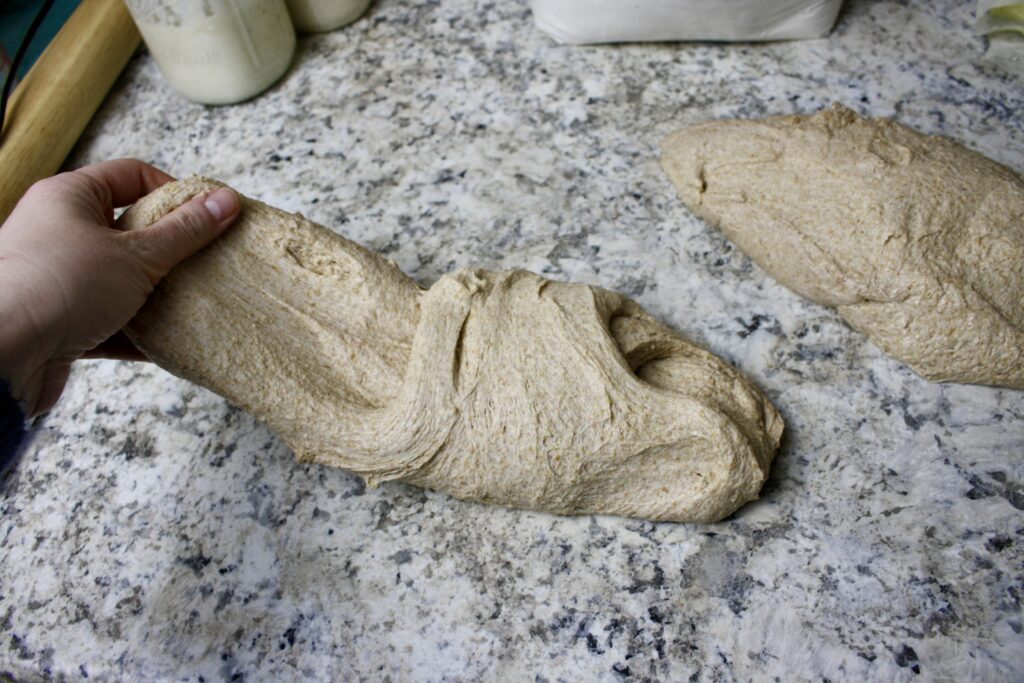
[
  {"x1": 662, "y1": 104, "x2": 1024, "y2": 389},
  {"x1": 120, "y1": 178, "x2": 782, "y2": 523}
]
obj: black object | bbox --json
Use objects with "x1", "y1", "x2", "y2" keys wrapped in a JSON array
[
  {"x1": 0, "y1": 378, "x2": 26, "y2": 479},
  {"x1": 0, "y1": 0, "x2": 56, "y2": 143}
]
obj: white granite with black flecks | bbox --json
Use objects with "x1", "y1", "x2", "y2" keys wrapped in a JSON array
[{"x1": 2, "y1": 0, "x2": 1022, "y2": 680}]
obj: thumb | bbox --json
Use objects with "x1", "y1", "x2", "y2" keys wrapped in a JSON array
[{"x1": 129, "y1": 188, "x2": 240, "y2": 282}]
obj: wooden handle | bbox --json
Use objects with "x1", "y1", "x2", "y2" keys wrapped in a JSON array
[{"x1": 0, "y1": 0, "x2": 141, "y2": 223}]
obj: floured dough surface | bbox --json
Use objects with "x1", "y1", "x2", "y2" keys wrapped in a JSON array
[
  {"x1": 662, "y1": 104, "x2": 1024, "y2": 389},
  {"x1": 121, "y1": 177, "x2": 783, "y2": 523}
]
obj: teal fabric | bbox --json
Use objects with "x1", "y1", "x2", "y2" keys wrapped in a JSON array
[{"x1": 0, "y1": 0, "x2": 83, "y2": 82}]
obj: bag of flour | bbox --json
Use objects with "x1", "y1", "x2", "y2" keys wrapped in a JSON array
[
  {"x1": 531, "y1": 0, "x2": 844, "y2": 44},
  {"x1": 976, "y1": 1, "x2": 1024, "y2": 34},
  {"x1": 976, "y1": 1, "x2": 1023, "y2": 76}
]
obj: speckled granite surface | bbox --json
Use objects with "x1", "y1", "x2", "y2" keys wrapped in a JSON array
[{"x1": 2, "y1": 0, "x2": 1023, "y2": 680}]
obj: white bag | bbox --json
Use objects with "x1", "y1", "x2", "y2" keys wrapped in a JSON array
[{"x1": 531, "y1": 0, "x2": 844, "y2": 44}]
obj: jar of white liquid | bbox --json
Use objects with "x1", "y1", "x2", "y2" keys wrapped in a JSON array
[
  {"x1": 125, "y1": 0, "x2": 296, "y2": 105},
  {"x1": 286, "y1": 0, "x2": 372, "y2": 32}
]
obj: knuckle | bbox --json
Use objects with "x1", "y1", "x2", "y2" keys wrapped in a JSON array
[
  {"x1": 116, "y1": 230, "x2": 163, "y2": 285},
  {"x1": 25, "y1": 174, "x2": 69, "y2": 198},
  {"x1": 24, "y1": 170, "x2": 103, "y2": 205},
  {"x1": 173, "y1": 204, "x2": 210, "y2": 242}
]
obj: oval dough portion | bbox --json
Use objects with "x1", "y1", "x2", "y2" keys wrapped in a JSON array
[
  {"x1": 661, "y1": 104, "x2": 1024, "y2": 389},
  {"x1": 120, "y1": 177, "x2": 783, "y2": 523}
]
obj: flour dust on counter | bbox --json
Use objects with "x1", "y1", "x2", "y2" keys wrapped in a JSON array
[{"x1": 2, "y1": 0, "x2": 1023, "y2": 680}]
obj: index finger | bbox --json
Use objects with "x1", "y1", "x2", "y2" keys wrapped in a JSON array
[{"x1": 74, "y1": 158, "x2": 177, "y2": 209}]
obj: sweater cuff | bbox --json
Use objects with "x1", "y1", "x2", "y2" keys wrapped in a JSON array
[{"x1": 1, "y1": 378, "x2": 27, "y2": 472}]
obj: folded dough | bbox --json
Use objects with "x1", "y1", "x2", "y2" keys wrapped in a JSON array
[
  {"x1": 120, "y1": 177, "x2": 783, "y2": 523},
  {"x1": 662, "y1": 104, "x2": 1024, "y2": 389}
]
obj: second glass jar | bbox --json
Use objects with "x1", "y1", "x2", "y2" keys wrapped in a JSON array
[
  {"x1": 125, "y1": 0, "x2": 296, "y2": 105},
  {"x1": 286, "y1": 0, "x2": 372, "y2": 32}
]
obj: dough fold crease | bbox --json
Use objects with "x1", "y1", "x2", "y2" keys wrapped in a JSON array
[{"x1": 121, "y1": 177, "x2": 783, "y2": 522}]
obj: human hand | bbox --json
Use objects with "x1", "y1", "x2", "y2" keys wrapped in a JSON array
[{"x1": 0, "y1": 159, "x2": 240, "y2": 417}]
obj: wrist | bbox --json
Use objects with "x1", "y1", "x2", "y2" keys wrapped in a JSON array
[{"x1": 0, "y1": 261, "x2": 61, "y2": 415}]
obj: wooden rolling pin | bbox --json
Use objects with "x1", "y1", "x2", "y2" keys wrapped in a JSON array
[{"x1": 0, "y1": 0, "x2": 141, "y2": 223}]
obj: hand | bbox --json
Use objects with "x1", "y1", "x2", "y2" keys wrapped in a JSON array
[{"x1": 0, "y1": 159, "x2": 240, "y2": 417}]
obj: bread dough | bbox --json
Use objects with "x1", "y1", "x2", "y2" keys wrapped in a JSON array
[
  {"x1": 120, "y1": 177, "x2": 783, "y2": 522},
  {"x1": 662, "y1": 104, "x2": 1024, "y2": 389}
]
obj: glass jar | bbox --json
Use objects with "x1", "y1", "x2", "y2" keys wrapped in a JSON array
[
  {"x1": 125, "y1": 0, "x2": 296, "y2": 105},
  {"x1": 285, "y1": 0, "x2": 372, "y2": 32}
]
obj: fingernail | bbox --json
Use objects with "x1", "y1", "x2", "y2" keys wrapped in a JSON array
[{"x1": 204, "y1": 188, "x2": 238, "y2": 221}]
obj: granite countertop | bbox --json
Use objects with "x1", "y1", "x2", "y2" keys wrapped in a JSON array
[{"x1": 2, "y1": 0, "x2": 1022, "y2": 680}]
